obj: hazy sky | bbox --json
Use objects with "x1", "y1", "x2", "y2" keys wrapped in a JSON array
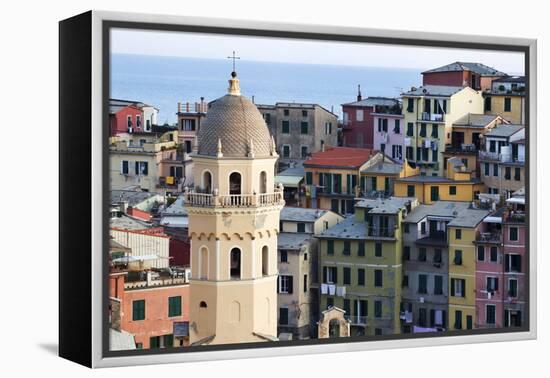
[{"x1": 111, "y1": 28, "x2": 524, "y2": 74}]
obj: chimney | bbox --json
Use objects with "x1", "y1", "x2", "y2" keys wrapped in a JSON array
[
  {"x1": 357, "y1": 84, "x2": 362, "y2": 102},
  {"x1": 146, "y1": 271, "x2": 152, "y2": 286},
  {"x1": 200, "y1": 97, "x2": 205, "y2": 113},
  {"x1": 177, "y1": 102, "x2": 182, "y2": 113},
  {"x1": 186, "y1": 102, "x2": 190, "y2": 112}
]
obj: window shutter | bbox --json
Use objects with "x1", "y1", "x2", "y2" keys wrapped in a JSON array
[
  {"x1": 495, "y1": 278, "x2": 499, "y2": 291},
  {"x1": 334, "y1": 268, "x2": 338, "y2": 284},
  {"x1": 504, "y1": 310, "x2": 510, "y2": 327},
  {"x1": 505, "y1": 256, "x2": 510, "y2": 272},
  {"x1": 322, "y1": 267, "x2": 327, "y2": 283},
  {"x1": 277, "y1": 276, "x2": 280, "y2": 293},
  {"x1": 288, "y1": 276, "x2": 294, "y2": 294},
  {"x1": 451, "y1": 279, "x2": 455, "y2": 296},
  {"x1": 430, "y1": 309, "x2": 435, "y2": 327},
  {"x1": 517, "y1": 257, "x2": 521, "y2": 273},
  {"x1": 135, "y1": 161, "x2": 139, "y2": 175}
]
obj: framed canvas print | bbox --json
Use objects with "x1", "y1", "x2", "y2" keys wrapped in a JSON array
[{"x1": 59, "y1": 10, "x2": 537, "y2": 368}]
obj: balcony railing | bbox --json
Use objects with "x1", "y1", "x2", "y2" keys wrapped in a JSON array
[
  {"x1": 505, "y1": 211, "x2": 525, "y2": 223},
  {"x1": 367, "y1": 226, "x2": 396, "y2": 238},
  {"x1": 345, "y1": 315, "x2": 368, "y2": 325},
  {"x1": 184, "y1": 188, "x2": 285, "y2": 208},
  {"x1": 476, "y1": 231, "x2": 502, "y2": 243},
  {"x1": 445, "y1": 143, "x2": 477, "y2": 153},
  {"x1": 418, "y1": 112, "x2": 445, "y2": 122},
  {"x1": 479, "y1": 151, "x2": 525, "y2": 164}
]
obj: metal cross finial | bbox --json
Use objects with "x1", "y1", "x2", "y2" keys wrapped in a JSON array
[{"x1": 227, "y1": 51, "x2": 240, "y2": 72}]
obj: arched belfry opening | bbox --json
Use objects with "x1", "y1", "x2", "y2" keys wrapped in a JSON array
[
  {"x1": 229, "y1": 172, "x2": 242, "y2": 195},
  {"x1": 260, "y1": 171, "x2": 267, "y2": 194},
  {"x1": 202, "y1": 171, "x2": 212, "y2": 193},
  {"x1": 230, "y1": 248, "x2": 242, "y2": 279}
]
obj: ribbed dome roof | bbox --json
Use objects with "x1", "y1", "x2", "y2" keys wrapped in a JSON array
[{"x1": 197, "y1": 92, "x2": 273, "y2": 158}]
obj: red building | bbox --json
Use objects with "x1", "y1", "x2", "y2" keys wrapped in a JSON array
[
  {"x1": 422, "y1": 62, "x2": 507, "y2": 91},
  {"x1": 109, "y1": 99, "x2": 145, "y2": 136},
  {"x1": 341, "y1": 87, "x2": 400, "y2": 149}
]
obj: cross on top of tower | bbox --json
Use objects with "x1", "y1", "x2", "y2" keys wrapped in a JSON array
[{"x1": 227, "y1": 51, "x2": 240, "y2": 76}]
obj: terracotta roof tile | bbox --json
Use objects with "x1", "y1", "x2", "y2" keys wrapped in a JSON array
[{"x1": 304, "y1": 147, "x2": 376, "y2": 168}]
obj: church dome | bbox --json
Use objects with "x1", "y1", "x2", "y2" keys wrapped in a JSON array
[{"x1": 196, "y1": 73, "x2": 274, "y2": 158}]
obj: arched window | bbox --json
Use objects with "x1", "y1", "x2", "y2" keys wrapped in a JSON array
[
  {"x1": 199, "y1": 301, "x2": 207, "y2": 308},
  {"x1": 202, "y1": 170, "x2": 212, "y2": 193},
  {"x1": 230, "y1": 247, "x2": 241, "y2": 279},
  {"x1": 229, "y1": 172, "x2": 242, "y2": 195},
  {"x1": 260, "y1": 171, "x2": 267, "y2": 194},
  {"x1": 262, "y1": 245, "x2": 269, "y2": 276},
  {"x1": 200, "y1": 247, "x2": 208, "y2": 279}
]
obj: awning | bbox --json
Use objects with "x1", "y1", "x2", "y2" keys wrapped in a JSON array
[
  {"x1": 274, "y1": 175, "x2": 303, "y2": 188},
  {"x1": 112, "y1": 254, "x2": 159, "y2": 264},
  {"x1": 484, "y1": 216, "x2": 502, "y2": 224},
  {"x1": 506, "y1": 197, "x2": 525, "y2": 205}
]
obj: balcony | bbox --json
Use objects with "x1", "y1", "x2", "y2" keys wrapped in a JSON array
[
  {"x1": 445, "y1": 143, "x2": 478, "y2": 154},
  {"x1": 476, "y1": 231, "x2": 502, "y2": 243},
  {"x1": 345, "y1": 315, "x2": 368, "y2": 325},
  {"x1": 184, "y1": 188, "x2": 285, "y2": 208},
  {"x1": 479, "y1": 151, "x2": 525, "y2": 164},
  {"x1": 416, "y1": 231, "x2": 447, "y2": 247},
  {"x1": 367, "y1": 226, "x2": 396, "y2": 238},
  {"x1": 418, "y1": 112, "x2": 445, "y2": 122},
  {"x1": 505, "y1": 211, "x2": 525, "y2": 224}
]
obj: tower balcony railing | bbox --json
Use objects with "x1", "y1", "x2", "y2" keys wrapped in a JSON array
[{"x1": 184, "y1": 187, "x2": 285, "y2": 208}]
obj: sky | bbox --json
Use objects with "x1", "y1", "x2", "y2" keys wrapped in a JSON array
[{"x1": 111, "y1": 28, "x2": 525, "y2": 74}]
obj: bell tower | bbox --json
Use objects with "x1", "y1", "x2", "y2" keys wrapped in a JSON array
[{"x1": 185, "y1": 70, "x2": 284, "y2": 345}]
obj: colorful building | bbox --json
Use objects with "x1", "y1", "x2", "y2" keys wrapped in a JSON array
[
  {"x1": 359, "y1": 152, "x2": 404, "y2": 197},
  {"x1": 341, "y1": 88, "x2": 400, "y2": 149},
  {"x1": 484, "y1": 76, "x2": 526, "y2": 124},
  {"x1": 401, "y1": 85, "x2": 484, "y2": 176},
  {"x1": 277, "y1": 207, "x2": 343, "y2": 339},
  {"x1": 177, "y1": 99, "x2": 207, "y2": 153},
  {"x1": 422, "y1": 62, "x2": 506, "y2": 91},
  {"x1": 442, "y1": 113, "x2": 507, "y2": 177},
  {"x1": 184, "y1": 71, "x2": 284, "y2": 345},
  {"x1": 394, "y1": 158, "x2": 485, "y2": 204},
  {"x1": 303, "y1": 147, "x2": 376, "y2": 214},
  {"x1": 317, "y1": 197, "x2": 417, "y2": 336},
  {"x1": 372, "y1": 108, "x2": 404, "y2": 161},
  {"x1": 109, "y1": 99, "x2": 159, "y2": 136},
  {"x1": 479, "y1": 124, "x2": 525, "y2": 197}
]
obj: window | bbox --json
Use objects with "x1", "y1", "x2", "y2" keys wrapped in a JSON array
[
  {"x1": 374, "y1": 301, "x2": 383, "y2": 318},
  {"x1": 418, "y1": 274, "x2": 427, "y2": 294},
  {"x1": 505, "y1": 254, "x2": 521, "y2": 272},
  {"x1": 280, "y1": 250, "x2": 288, "y2": 263},
  {"x1": 451, "y1": 278, "x2": 465, "y2": 297},
  {"x1": 302, "y1": 110, "x2": 308, "y2": 117},
  {"x1": 121, "y1": 160, "x2": 129, "y2": 174},
  {"x1": 300, "y1": 122, "x2": 308, "y2": 134},
  {"x1": 282, "y1": 120, "x2": 290, "y2": 133},
  {"x1": 420, "y1": 123, "x2": 427, "y2": 137},
  {"x1": 486, "y1": 305, "x2": 496, "y2": 324},
  {"x1": 358, "y1": 268, "x2": 365, "y2": 286},
  {"x1": 402, "y1": 275, "x2": 409, "y2": 288},
  {"x1": 327, "y1": 240, "x2": 334, "y2": 255},
  {"x1": 418, "y1": 248, "x2": 427, "y2": 262},
  {"x1": 454, "y1": 250, "x2": 463, "y2": 265},
  {"x1": 136, "y1": 343, "x2": 143, "y2": 349},
  {"x1": 358, "y1": 243, "x2": 365, "y2": 257},
  {"x1": 343, "y1": 241, "x2": 351, "y2": 256},
  {"x1": 449, "y1": 186, "x2": 457, "y2": 195},
  {"x1": 374, "y1": 269, "x2": 383, "y2": 287},
  {"x1": 303, "y1": 274, "x2": 308, "y2": 293},
  {"x1": 305, "y1": 172, "x2": 313, "y2": 185},
  {"x1": 505, "y1": 166, "x2": 512, "y2": 180},
  {"x1": 431, "y1": 124, "x2": 439, "y2": 138},
  {"x1": 407, "y1": 122, "x2": 414, "y2": 137},
  {"x1": 356, "y1": 109, "x2": 364, "y2": 121},
  {"x1": 132, "y1": 300, "x2": 145, "y2": 321},
  {"x1": 407, "y1": 185, "x2": 415, "y2": 197},
  {"x1": 493, "y1": 163, "x2": 499, "y2": 177},
  {"x1": 484, "y1": 163, "x2": 490, "y2": 176},
  {"x1": 278, "y1": 275, "x2": 293, "y2": 294},
  {"x1": 263, "y1": 113, "x2": 271, "y2": 125},
  {"x1": 325, "y1": 122, "x2": 332, "y2": 135},
  {"x1": 508, "y1": 279, "x2": 518, "y2": 297},
  {"x1": 420, "y1": 222, "x2": 426, "y2": 235},
  {"x1": 477, "y1": 246, "x2": 485, "y2": 261},
  {"x1": 168, "y1": 296, "x2": 182, "y2": 317},
  {"x1": 407, "y1": 98, "x2": 414, "y2": 113},
  {"x1": 323, "y1": 266, "x2": 338, "y2": 284},
  {"x1": 392, "y1": 145, "x2": 402, "y2": 160},
  {"x1": 434, "y1": 275, "x2": 443, "y2": 295},
  {"x1": 297, "y1": 223, "x2": 306, "y2": 233},
  {"x1": 509, "y1": 227, "x2": 519, "y2": 241},
  {"x1": 262, "y1": 246, "x2": 269, "y2": 276},
  {"x1": 279, "y1": 308, "x2": 289, "y2": 325},
  {"x1": 455, "y1": 229, "x2": 462, "y2": 239},
  {"x1": 303, "y1": 252, "x2": 308, "y2": 261},
  {"x1": 343, "y1": 267, "x2": 351, "y2": 285},
  {"x1": 504, "y1": 97, "x2": 512, "y2": 112},
  {"x1": 430, "y1": 186, "x2": 439, "y2": 201},
  {"x1": 484, "y1": 96, "x2": 492, "y2": 112},
  {"x1": 403, "y1": 246, "x2": 410, "y2": 260},
  {"x1": 491, "y1": 247, "x2": 498, "y2": 262},
  {"x1": 406, "y1": 146, "x2": 414, "y2": 160},
  {"x1": 514, "y1": 167, "x2": 521, "y2": 181},
  {"x1": 375, "y1": 242, "x2": 382, "y2": 257},
  {"x1": 404, "y1": 224, "x2": 410, "y2": 233},
  {"x1": 487, "y1": 277, "x2": 499, "y2": 292},
  {"x1": 300, "y1": 145, "x2": 308, "y2": 158},
  {"x1": 394, "y1": 119, "x2": 401, "y2": 134},
  {"x1": 282, "y1": 145, "x2": 290, "y2": 158},
  {"x1": 283, "y1": 109, "x2": 290, "y2": 116},
  {"x1": 326, "y1": 297, "x2": 334, "y2": 308},
  {"x1": 489, "y1": 140, "x2": 496, "y2": 153},
  {"x1": 433, "y1": 248, "x2": 442, "y2": 263},
  {"x1": 135, "y1": 161, "x2": 148, "y2": 176},
  {"x1": 343, "y1": 299, "x2": 351, "y2": 315},
  {"x1": 230, "y1": 248, "x2": 241, "y2": 279}
]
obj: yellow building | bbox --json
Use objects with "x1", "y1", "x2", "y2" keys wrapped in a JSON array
[
  {"x1": 483, "y1": 76, "x2": 526, "y2": 124},
  {"x1": 359, "y1": 152, "x2": 404, "y2": 196},
  {"x1": 447, "y1": 208, "x2": 490, "y2": 330},
  {"x1": 394, "y1": 158, "x2": 485, "y2": 204},
  {"x1": 109, "y1": 131, "x2": 179, "y2": 192},
  {"x1": 402, "y1": 85, "x2": 484, "y2": 176},
  {"x1": 184, "y1": 72, "x2": 285, "y2": 345}
]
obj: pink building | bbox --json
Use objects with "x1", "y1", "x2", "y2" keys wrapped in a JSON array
[{"x1": 372, "y1": 113, "x2": 405, "y2": 162}]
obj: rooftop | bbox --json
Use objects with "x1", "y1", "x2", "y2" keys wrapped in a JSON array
[
  {"x1": 453, "y1": 113, "x2": 502, "y2": 128},
  {"x1": 493, "y1": 75, "x2": 525, "y2": 83},
  {"x1": 109, "y1": 98, "x2": 157, "y2": 114},
  {"x1": 342, "y1": 96, "x2": 400, "y2": 108},
  {"x1": 110, "y1": 214, "x2": 152, "y2": 231},
  {"x1": 484, "y1": 124, "x2": 524, "y2": 138},
  {"x1": 396, "y1": 174, "x2": 479, "y2": 184},
  {"x1": 402, "y1": 85, "x2": 466, "y2": 97},
  {"x1": 404, "y1": 201, "x2": 490, "y2": 228},
  {"x1": 317, "y1": 217, "x2": 367, "y2": 240},
  {"x1": 280, "y1": 207, "x2": 332, "y2": 222},
  {"x1": 110, "y1": 190, "x2": 160, "y2": 207},
  {"x1": 422, "y1": 62, "x2": 507, "y2": 77},
  {"x1": 356, "y1": 197, "x2": 413, "y2": 214},
  {"x1": 304, "y1": 147, "x2": 376, "y2": 169},
  {"x1": 361, "y1": 162, "x2": 403, "y2": 175},
  {"x1": 278, "y1": 232, "x2": 313, "y2": 250},
  {"x1": 161, "y1": 196, "x2": 188, "y2": 216}
]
